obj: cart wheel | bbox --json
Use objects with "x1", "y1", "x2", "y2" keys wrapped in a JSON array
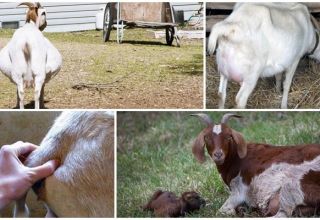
[
  {"x1": 103, "y1": 3, "x2": 113, "y2": 42},
  {"x1": 166, "y1": 26, "x2": 174, "y2": 46}
]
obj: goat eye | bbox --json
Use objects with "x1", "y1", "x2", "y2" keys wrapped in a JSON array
[{"x1": 41, "y1": 12, "x2": 46, "y2": 16}]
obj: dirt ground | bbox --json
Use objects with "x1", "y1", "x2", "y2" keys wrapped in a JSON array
[
  {"x1": 0, "y1": 29, "x2": 203, "y2": 109},
  {"x1": 206, "y1": 55, "x2": 320, "y2": 109}
]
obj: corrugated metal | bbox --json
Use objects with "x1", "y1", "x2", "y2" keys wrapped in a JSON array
[
  {"x1": 0, "y1": 2, "x2": 105, "y2": 32},
  {"x1": 206, "y1": 3, "x2": 320, "y2": 12},
  {"x1": 172, "y1": 2, "x2": 203, "y2": 21},
  {"x1": 0, "y1": 2, "x2": 202, "y2": 32}
]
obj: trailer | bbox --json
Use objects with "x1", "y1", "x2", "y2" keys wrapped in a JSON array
[{"x1": 103, "y1": 2, "x2": 180, "y2": 46}]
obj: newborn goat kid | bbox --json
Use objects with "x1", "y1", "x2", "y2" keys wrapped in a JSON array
[
  {"x1": 143, "y1": 190, "x2": 205, "y2": 217},
  {"x1": 192, "y1": 113, "x2": 320, "y2": 217},
  {"x1": 208, "y1": 3, "x2": 320, "y2": 108},
  {"x1": 0, "y1": 2, "x2": 62, "y2": 109}
]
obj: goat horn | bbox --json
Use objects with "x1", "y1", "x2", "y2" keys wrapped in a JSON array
[
  {"x1": 221, "y1": 113, "x2": 242, "y2": 124},
  {"x1": 190, "y1": 113, "x2": 213, "y2": 127},
  {"x1": 17, "y1": 2, "x2": 35, "y2": 8},
  {"x1": 35, "y1": 2, "x2": 42, "y2": 8}
]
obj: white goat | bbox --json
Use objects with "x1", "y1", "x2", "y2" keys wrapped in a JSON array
[
  {"x1": 0, "y1": 2, "x2": 62, "y2": 109},
  {"x1": 207, "y1": 3, "x2": 320, "y2": 109},
  {"x1": 14, "y1": 111, "x2": 114, "y2": 217}
]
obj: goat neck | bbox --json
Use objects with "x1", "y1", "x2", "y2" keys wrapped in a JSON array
[{"x1": 215, "y1": 133, "x2": 243, "y2": 187}]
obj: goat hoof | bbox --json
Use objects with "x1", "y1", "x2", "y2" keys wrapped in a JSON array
[{"x1": 218, "y1": 207, "x2": 236, "y2": 216}]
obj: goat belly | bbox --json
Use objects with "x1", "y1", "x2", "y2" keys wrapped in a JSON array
[
  {"x1": 247, "y1": 155, "x2": 320, "y2": 213},
  {"x1": 216, "y1": 44, "x2": 255, "y2": 83}
]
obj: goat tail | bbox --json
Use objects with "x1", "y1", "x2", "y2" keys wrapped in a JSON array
[{"x1": 207, "y1": 22, "x2": 236, "y2": 55}]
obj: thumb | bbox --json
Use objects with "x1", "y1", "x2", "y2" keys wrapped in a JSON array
[{"x1": 30, "y1": 160, "x2": 59, "y2": 182}]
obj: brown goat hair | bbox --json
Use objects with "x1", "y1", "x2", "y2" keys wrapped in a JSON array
[
  {"x1": 192, "y1": 113, "x2": 320, "y2": 217},
  {"x1": 142, "y1": 190, "x2": 205, "y2": 217}
]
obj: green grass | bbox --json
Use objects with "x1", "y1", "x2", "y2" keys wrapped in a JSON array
[{"x1": 117, "y1": 112, "x2": 320, "y2": 217}]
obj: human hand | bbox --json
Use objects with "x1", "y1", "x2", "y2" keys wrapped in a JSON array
[{"x1": 0, "y1": 141, "x2": 59, "y2": 209}]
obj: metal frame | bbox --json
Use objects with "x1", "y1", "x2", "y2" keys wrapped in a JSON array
[{"x1": 103, "y1": 2, "x2": 180, "y2": 46}]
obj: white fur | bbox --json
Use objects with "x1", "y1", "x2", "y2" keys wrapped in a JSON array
[
  {"x1": 208, "y1": 3, "x2": 319, "y2": 109},
  {"x1": 248, "y1": 155, "x2": 320, "y2": 216},
  {"x1": 14, "y1": 111, "x2": 114, "y2": 217},
  {"x1": 219, "y1": 155, "x2": 320, "y2": 217},
  {"x1": 219, "y1": 174, "x2": 248, "y2": 215},
  {"x1": 0, "y1": 6, "x2": 62, "y2": 109},
  {"x1": 213, "y1": 125, "x2": 222, "y2": 134}
]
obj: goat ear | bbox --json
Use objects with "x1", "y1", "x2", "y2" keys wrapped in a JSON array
[
  {"x1": 192, "y1": 130, "x2": 207, "y2": 163},
  {"x1": 231, "y1": 129, "x2": 247, "y2": 158}
]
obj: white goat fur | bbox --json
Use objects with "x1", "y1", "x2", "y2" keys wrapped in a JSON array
[
  {"x1": 219, "y1": 155, "x2": 320, "y2": 217},
  {"x1": 14, "y1": 111, "x2": 114, "y2": 217},
  {"x1": 0, "y1": 3, "x2": 62, "y2": 109},
  {"x1": 208, "y1": 3, "x2": 320, "y2": 109}
]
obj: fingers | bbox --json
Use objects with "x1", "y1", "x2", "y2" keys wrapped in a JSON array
[
  {"x1": 7, "y1": 141, "x2": 38, "y2": 156},
  {"x1": 29, "y1": 160, "x2": 59, "y2": 182}
]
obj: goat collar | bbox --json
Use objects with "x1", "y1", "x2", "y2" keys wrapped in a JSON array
[{"x1": 308, "y1": 30, "x2": 319, "y2": 56}]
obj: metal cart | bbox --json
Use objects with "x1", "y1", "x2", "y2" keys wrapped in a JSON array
[{"x1": 103, "y1": 2, "x2": 180, "y2": 46}]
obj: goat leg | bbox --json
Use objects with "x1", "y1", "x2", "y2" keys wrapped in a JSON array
[
  {"x1": 13, "y1": 194, "x2": 29, "y2": 217},
  {"x1": 281, "y1": 59, "x2": 300, "y2": 109},
  {"x1": 218, "y1": 74, "x2": 228, "y2": 109}
]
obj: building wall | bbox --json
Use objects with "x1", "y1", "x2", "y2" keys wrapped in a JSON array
[{"x1": 0, "y1": 2, "x2": 203, "y2": 32}]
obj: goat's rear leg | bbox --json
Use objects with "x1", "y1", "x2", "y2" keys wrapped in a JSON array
[
  {"x1": 294, "y1": 171, "x2": 320, "y2": 216},
  {"x1": 281, "y1": 59, "x2": 299, "y2": 109},
  {"x1": 34, "y1": 79, "x2": 44, "y2": 109},
  {"x1": 235, "y1": 76, "x2": 259, "y2": 109},
  {"x1": 44, "y1": 204, "x2": 57, "y2": 218},
  {"x1": 274, "y1": 180, "x2": 304, "y2": 217},
  {"x1": 17, "y1": 83, "x2": 25, "y2": 109},
  {"x1": 39, "y1": 84, "x2": 45, "y2": 109}
]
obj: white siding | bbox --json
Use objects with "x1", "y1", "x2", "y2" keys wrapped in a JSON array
[
  {"x1": 0, "y1": 2, "x2": 105, "y2": 32},
  {"x1": 172, "y1": 2, "x2": 203, "y2": 21},
  {"x1": 0, "y1": 2, "x2": 203, "y2": 33}
]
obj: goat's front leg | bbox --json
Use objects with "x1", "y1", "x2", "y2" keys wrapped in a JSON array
[
  {"x1": 281, "y1": 59, "x2": 300, "y2": 109},
  {"x1": 218, "y1": 73, "x2": 228, "y2": 109},
  {"x1": 13, "y1": 194, "x2": 29, "y2": 217},
  {"x1": 218, "y1": 193, "x2": 245, "y2": 216}
]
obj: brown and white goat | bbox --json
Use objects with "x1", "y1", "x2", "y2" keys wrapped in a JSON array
[
  {"x1": 192, "y1": 113, "x2": 320, "y2": 217},
  {"x1": 0, "y1": 2, "x2": 62, "y2": 109},
  {"x1": 14, "y1": 111, "x2": 114, "y2": 217},
  {"x1": 143, "y1": 190, "x2": 205, "y2": 217}
]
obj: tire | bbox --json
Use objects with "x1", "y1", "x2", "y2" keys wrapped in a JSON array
[
  {"x1": 103, "y1": 3, "x2": 113, "y2": 42},
  {"x1": 166, "y1": 26, "x2": 175, "y2": 46}
]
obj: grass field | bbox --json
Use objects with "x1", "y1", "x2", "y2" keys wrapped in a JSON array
[
  {"x1": 117, "y1": 111, "x2": 320, "y2": 217},
  {"x1": 0, "y1": 28, "x2": 203, "y2": 109}
]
